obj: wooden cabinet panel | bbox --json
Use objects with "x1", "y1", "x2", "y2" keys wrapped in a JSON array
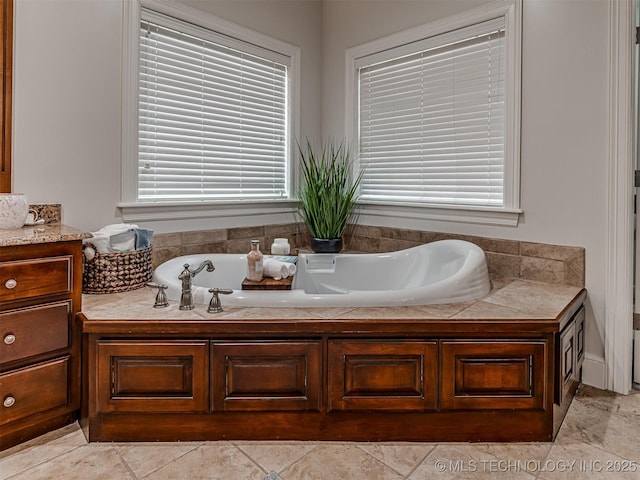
[
  {"x1": 96, "y1": 341, "x2": 208, "y2": 413},
  {"x1": 328, "y1": 340, "x2": 438, "y2": 412},
  {"x1": 440, "y1": 341, "x2": 546, "y2": 410},
  {"x1": 0, "y1": 357, "x2": 69, "y2": 425},
  {"x1": 574, "y1": 306, "x2": 585, "y2": 373},
  {"x1": 0, "y1": 256, "x2": 72, "y2": 302},
  {"x1": 0, "y1": 302, "x2": 70, "y2": 364},
  {"x1": 211, "y1": 341, "x2": 321, "y2": 412}
]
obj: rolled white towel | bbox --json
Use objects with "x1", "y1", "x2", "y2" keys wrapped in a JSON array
[{"x1": 263, "y1": 258, "x2": 297, "y2": 280}]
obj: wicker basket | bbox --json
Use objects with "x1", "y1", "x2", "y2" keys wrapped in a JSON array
[{"x1": 82, "y1": 243, "x2": 153, "y2": 294}]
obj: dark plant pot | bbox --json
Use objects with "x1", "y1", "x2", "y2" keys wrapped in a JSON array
[{"x1": 311, "y1": 237, "x2": 343, "y2": 253}]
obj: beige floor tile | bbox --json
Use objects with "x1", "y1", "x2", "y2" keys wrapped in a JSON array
[
  {"x1": 141, "y1": 444, "x2": 264, "y2": 479},
  {"x1": 3, "y1": 446, "x2": 134, "y2": 480},
  {"x1": 410, "y1": 444, "x2": 537, "y2": 479},
  {"x1": 234, "y1": 442, "x2": 318, "y2": 474},
  {"x1": 279, "y1": 444, "x2": 404, "y2": 480},
  {"x1": 115, "y1": 442, "x2": 203, "y2": 478},
  {"x1": 558, "y1": 401, "x2": 640, "y2": 462},
  {"x1": 355, "y1": 442, "x2": 436, "y2": 476},
  {"x1": 575, "y1": 385, "x2": 640, "y2": 418},
  {"x1": 539, "y1": 441, "x2": 640, "y2": 479}
]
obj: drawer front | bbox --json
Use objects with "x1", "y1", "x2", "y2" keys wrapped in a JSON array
[
  {"x1": 328, "y1": 340, "x2": 438, "y2": 412},
  {"x1": 0, "y1": 357, "x2": 70, "y2": 425},
  {"x1": 0, "y1": 302, "x2": 70, "y2": 364},
  {"x1": 211, "y1": 341, "x2": 321, "y2": 412},
  {"x1": 441, "y1": 341, "x2": 546, "y2": 410},
  {"x1": 97, "y1": 341, "x2": 209, "y2": 413},
  {"x1": 0, "y1": 256, "x2": 72, "y2": 302}
]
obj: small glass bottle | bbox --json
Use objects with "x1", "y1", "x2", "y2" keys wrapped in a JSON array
[
  {"x1": 247, "y1": 239, "x2": 264, "y2": 281},
  {"x1": 271, "y1": 238, "x2": 290, "y2": 255}
]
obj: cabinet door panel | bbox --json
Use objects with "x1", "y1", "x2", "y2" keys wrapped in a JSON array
[
  {"x1": 0, "y1": 256, "x2": 72, "y2": 302},
  {"x1": 211, "y1": 342, "x2": 321, "y2": 412},
  {"x1": 0, "y1": 357, "x2": 69, "y2": 425},
  {"x1": 441, "y1": 341, "x2": 546, "y2": 410},
  {"x1": 328, "y1": 340, "x2": 438, "y2": 412},
  {"x1": 0, "y1": 302, "x2": 70, "y2": 364},
  {"x1": 96, "y1": 341, "x2": 208, "y2": 413}
]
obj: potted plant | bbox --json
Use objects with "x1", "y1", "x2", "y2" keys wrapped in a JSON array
[{"x1": 297, "y1": 139, "x2": 363, "y2": 253}]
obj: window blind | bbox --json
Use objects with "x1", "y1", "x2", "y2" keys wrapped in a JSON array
[
  {"x1": 138, "y1": 12, "x2": 289, "y2": 201},
  {"x1": 358, "y1": 20, "x2": 505, "y2": 207}
]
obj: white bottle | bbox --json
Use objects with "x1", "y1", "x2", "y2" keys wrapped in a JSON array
[
  {"x1": 271, "y1": 238, "x2": 290, "y2": 255},
  {"x1": 247, "y1": 240, "x2": 264, "y2": 281}
]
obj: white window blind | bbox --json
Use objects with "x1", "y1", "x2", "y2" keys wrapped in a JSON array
[
  {"x1": 138, "y1": 11, "x2": 289, "y2": 201},
  {"x1": 358, "y1": 18, "x2": 506, "y2": 207}
]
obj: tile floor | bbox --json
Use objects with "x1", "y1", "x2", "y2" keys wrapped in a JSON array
[{"x1": 2, "y1": 385, "x2": 639, "y2": 480}]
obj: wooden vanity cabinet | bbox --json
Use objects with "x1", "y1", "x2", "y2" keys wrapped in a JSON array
[{"x1": 0, "y1": 241, "x2": 83, "y2": 450}]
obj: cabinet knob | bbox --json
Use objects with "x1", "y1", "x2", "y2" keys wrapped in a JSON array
[
  {"x1": 3, "y1": 334, "x2": 15, "y2": 345},
  {"x1": 3, "y1": 396, "x2": 15, "y2": 408},
  {"x1": 4, "y1": 278, "x2": 17, "y2": 289}
]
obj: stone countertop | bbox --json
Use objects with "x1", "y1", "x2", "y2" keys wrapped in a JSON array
[
  {"x1": 0, "y1": 223, "x2": 91, "y2": 247},
  {"x1": 81, "y1": 278, "x2": 586, "y2": 329}
]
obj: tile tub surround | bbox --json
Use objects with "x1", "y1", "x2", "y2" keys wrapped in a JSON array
[
  {"x1": 81, "y1": 278, "x2": 582, "y2": 322},
  {"x1": 79, "y1": 278, "x2": 585, "y2": 444},
  {"x1": 152, "y1": 222, "x2": 585, "y2": 288}
]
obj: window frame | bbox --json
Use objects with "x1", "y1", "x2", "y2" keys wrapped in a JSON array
[
  {"x1": 345, "y1": 0, "x2": 522, "y2": 226},
  {"x1": 120, "y1": 0, "x2": 300, "y2": 222}
]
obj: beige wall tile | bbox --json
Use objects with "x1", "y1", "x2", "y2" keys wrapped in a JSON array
[
  {"x1": 227, "y1": 225, "x2": 265, "y2": 240},
  {"x1": 379, "y1": 237, "x2": 420, "y2": 252},
  {"x1": 379, "y1": 227, "x2": 422, "y2": 242},
  {"x1": 485, "y1": 252, "x2": 521, "y2": 278},
  {"x1": 152, "y1": 246, "x2": 181, "y2": 268},
  {"x1": 181, "y1": 229, "x2": 227, "y2": 245},
  {"x1": 520, "y1": 241, "x2": 583, "y2": 261},
  {"x1": 152, "y1": 232, "x2": 182, "y2": 248},
  {"x1": 564, "y1": 251, "x2": 585, "y2": 287},
  {"x1": 521, "y1": 256, "x2": 565, "y2": 284},
  {"x1": 265, "y1": 222, "x2": 300, "y2": 237},
  {"x1": 226, "y1": 237, "x2": 266, "y2": 253},
  {"x1": 181, "y1": 242, "x2": 227, "y2": 255}
]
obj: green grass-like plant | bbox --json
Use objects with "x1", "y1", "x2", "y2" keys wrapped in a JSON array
[{"x1": 297, "y1": 139, "x2": 362, "y2": 239}]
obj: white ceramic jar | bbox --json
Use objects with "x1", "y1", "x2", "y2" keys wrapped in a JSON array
[
  {"x1": 271, "y1": 238, "x2": 290, "y2": 255},
  {"x1": 0, "y1": 194, "x2": 29, "y2": 229}
]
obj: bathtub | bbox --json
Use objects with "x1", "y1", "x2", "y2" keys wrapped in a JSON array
[{"x1": 152, "y1": 239, "x2": 491, "y2": 308}]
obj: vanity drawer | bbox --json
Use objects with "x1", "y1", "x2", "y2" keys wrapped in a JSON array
[
  {"x1": 0, "y1": 302, "x2": 70, "y2": 365},
  {"x1": 0, "y1": 357, "x2": 70, "y2": 425},
  {"x1": 0, "y1": 256, "x2": 72, "y2": 302}
]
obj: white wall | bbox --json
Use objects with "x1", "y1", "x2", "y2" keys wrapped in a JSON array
[
  {"x1": 321, "y1": 0, "x2": 609, "y2": 378},
  {"x1": 13, "y1": 0, "x2": 611, "y2": 383},
  {"x1": 13, "y1": 0, "x2": 322, "y2": 232}
]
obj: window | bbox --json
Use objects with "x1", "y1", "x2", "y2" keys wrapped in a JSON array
[
  {"x1": 121, "y1": 0, "x2": 299, "y2": 218},
  {"x1": 346, "y1": 0, "x2": 521, "y2": 225}
]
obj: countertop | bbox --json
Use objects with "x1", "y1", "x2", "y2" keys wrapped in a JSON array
[
  {"x1": 81, "y1": 278, "x2": 586, "y2": 331},
  {"x1": 0, "y1": 223, "x2": 91, "y2": 247}
]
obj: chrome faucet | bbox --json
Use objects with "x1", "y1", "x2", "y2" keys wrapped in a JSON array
[{"x1": 178, "y1": 260, "x2": 215, "y2": 310}]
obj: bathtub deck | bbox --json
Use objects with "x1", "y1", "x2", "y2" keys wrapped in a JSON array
[{"x1": 79, "y1": 278, "x2": 586, "y2": 443}]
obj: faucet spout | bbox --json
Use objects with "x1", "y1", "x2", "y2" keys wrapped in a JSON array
[{"x1": 178, "y1": 260, "x2": 215, "y2": 310}]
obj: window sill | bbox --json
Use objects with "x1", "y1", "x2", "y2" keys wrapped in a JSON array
[
  {"x1": 118, "y1": 199, "x2": 299, "y2": 223},
  {"x1": 356, "y1": 200, "x2": 522, "y2": 227}
]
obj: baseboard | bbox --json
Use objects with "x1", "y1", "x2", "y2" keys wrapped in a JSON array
[{"x1": 581, "y1": 353, "x2": 607, "y2": 390}]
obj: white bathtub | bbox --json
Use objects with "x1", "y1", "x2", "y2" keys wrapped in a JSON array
[{"x1": 152, "y1": 239, "x2": 491, "y2": 308}]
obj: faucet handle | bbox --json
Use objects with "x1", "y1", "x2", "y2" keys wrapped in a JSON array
[
  {"x1": 146, "y1": 282, "x2": 169, "y2": 308},
  {"x1": 207, "y1": 288, "x2": 233, "y2": 313}
]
